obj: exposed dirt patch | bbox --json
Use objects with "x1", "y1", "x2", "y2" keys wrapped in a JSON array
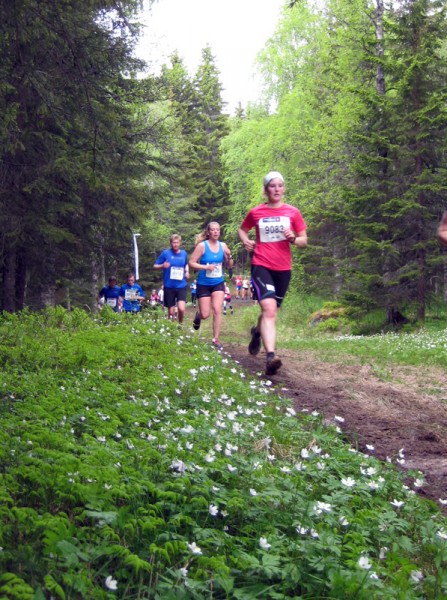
[{"x1": 225, "y1": 342, "x2": 447, "y2": 512}]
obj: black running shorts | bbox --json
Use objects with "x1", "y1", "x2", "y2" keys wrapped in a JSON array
[
  {"x1": 250, "y1": 265, "x2": 291, "y2": 307},
  {"x1": 163, "y1": 286, "x2": 187, "y2": 308},
  {"x1": 196, "y1": 282, "x2": 225, "y2": 298}
]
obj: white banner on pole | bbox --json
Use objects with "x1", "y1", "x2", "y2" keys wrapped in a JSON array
[{"x1": 133, "y1": 234, "x2": 141, "y2": 280}]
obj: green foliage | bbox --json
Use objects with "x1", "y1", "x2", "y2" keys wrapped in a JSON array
[
  {"x1": 0, "y1": 308, "x2": 446, "y2": 598},
  {"x1": 0, "y1": 573, "x2": 34, "y2": 600},
  {"x1": 0, "y1": 0, "x2": 187, "y2": 311},
  {"x1": 157, "y1": 47, "x2": 230, "y2": 241},
  {"x1": 315, "y1": 317, "x2": 342, "y2": 332},
  {"x1": 222, "y1": 0, "x2": 447, "y2": 321}
]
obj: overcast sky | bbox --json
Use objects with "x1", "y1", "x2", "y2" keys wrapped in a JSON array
[{"x1": 135, "y1": 0, "x2": 284, "y2": 112}]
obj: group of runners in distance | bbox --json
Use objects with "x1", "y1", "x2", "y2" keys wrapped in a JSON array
[{"x1": 97, "y1": 171, "x2": 308, "y2": 375}]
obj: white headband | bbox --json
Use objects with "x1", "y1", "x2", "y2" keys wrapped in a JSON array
[{"x1": 263, "y1": 171, "x2": 284, "y2": 187}]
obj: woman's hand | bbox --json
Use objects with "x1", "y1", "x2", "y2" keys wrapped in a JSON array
[
  {"x1": 283, "y1": 228, "x2": 296, "y2": 243},
  {"x1": 243, "y1": 238, "x2": 256, "y2": 252}
]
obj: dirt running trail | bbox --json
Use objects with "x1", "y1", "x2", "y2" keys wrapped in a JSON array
[{"x1": 224, "y1": 341, "x2": 447, "y2": 512}]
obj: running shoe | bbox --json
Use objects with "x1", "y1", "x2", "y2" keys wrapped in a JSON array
[
  {"x1": 193, "y1": 311, "x2": 201, "y2": 330},
  {"x1": 266, "y1": 354, "x2": 282, "y2": 376},
  {"x1": 248, "y1": 326, "x2": 261, "y2": 355},
  {"x1": 212, "y1": 338, "x2": 223, "y2": 350}
]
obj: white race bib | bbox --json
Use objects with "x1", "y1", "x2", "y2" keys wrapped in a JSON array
[
  {"x1": 205, "y1": 263, "x2": 223, "y2": 278},
  {"x1": 259, "y1": 216, "x2": 290, "y2": 243},
  {"x1": 106, "y1": 298, "x2": 117, "y2": 308},
  {"x1": 170, "y1": 266, "x2": 184, "y2": 281},
  {"x1": 125, "y1": 289, "x2": 138, "y2": 301}
]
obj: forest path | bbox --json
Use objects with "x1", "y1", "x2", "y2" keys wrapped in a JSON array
[
  {"x1": 184, "y1": 301, "x2": 447, "y2": 510},
  {"x1": 225, "y1": 341, "x2": 447, "y2": 511}
]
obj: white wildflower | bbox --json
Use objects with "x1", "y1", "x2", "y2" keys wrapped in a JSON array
[
  {"x1": 105, "y1": 575, "x2": 118, "y2": 590},
  {"x1": 259, "y1": 537, "x2": 271, "y2": 550},
  {"x1": 187, "y1": 542, "x2": 202, "y2": 555},
  {"x1": 361, "y1": 466, "x2": 377, "y2": 476},
  {"x1": 358, "y1": 555, "x2": 372, "y2": 570},
  {"x1": 410, "y1": 570, "x2": 423, "y2": 583},
  {"x1": 180, "y1": 425, "x2": 194, "y2": 434},
  {"x1": 390, "y1": 499, "x2": 404, "y2": 508},
  {"x1": 314, "y1": 501, "x2": 332, "y2": 515},
  {"x1": 170, "y1": 459, "x2": 187, "y2": 474}
]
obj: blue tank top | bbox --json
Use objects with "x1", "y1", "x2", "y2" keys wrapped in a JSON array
[{"x1": 197, "y1": 240, "x2": 225, "y2": 286}]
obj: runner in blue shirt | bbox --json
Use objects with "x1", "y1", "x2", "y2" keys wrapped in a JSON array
[
  {"x1": 97, "y1": 276, "x2": 121, "y2": 312},
  {"x1": 188, "y1": 222, "x2": 234, "y2": 350},
  {"x1": 153, "y1": 234, "x2": 190, "y2": 324},
  {"x1": 119, "y1": 272, "x2": 145, "y2": 313}
]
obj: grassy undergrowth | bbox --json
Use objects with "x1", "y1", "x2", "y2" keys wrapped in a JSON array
[
  {"x1": 0, "y1": 307, "x2": 446, "y2": 599},
  {"x1": 221, "y1": 295, "x2": 447, "y2": 370}
]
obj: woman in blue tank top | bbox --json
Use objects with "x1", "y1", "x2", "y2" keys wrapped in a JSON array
[{"x1": 189, "y1": 222, "x2": 234, "y2": 350}]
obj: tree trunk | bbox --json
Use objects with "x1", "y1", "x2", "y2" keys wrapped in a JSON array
[
  {"x1": 15, "y1": 249, "x2": 27, "y2": 311},
  {"x1": 386, "y1": 308, "x2": 409, "y2": 326},
  {"x1": 374, "y1": 0, "x2": 385, "y2": 96},
  {"x1": 2, "y1": 244, "x2": 17, "y2": 312},
  {"x1": 91, "y1": 255, "x2": 101, "y2": 312}
]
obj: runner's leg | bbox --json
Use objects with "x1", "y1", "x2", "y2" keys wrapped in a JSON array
[
  {"x1": 177, "y1": 300, "x2": 186, "y2": 323},
  {"x1": 257, "y1": 297, "x2": 278, "y2": 354},
  {"x1": 211, "y1": 291, "x2": 225, "y2": 341}
]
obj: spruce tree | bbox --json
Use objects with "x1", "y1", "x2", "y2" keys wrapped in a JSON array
[
  {"x1": 343, "y1": 0, "x2": 447, "y2": 320},
  {"x1": 0, "y1": 0, "x2": 177, "y2": 310},
  {"x1": 192, "y1": 47, "x2": 230, "y2": 228}
]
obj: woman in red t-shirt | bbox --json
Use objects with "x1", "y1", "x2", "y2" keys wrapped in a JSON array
[{"x1": 238, "y1": 171, "x2": 307, "y2": 375}]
